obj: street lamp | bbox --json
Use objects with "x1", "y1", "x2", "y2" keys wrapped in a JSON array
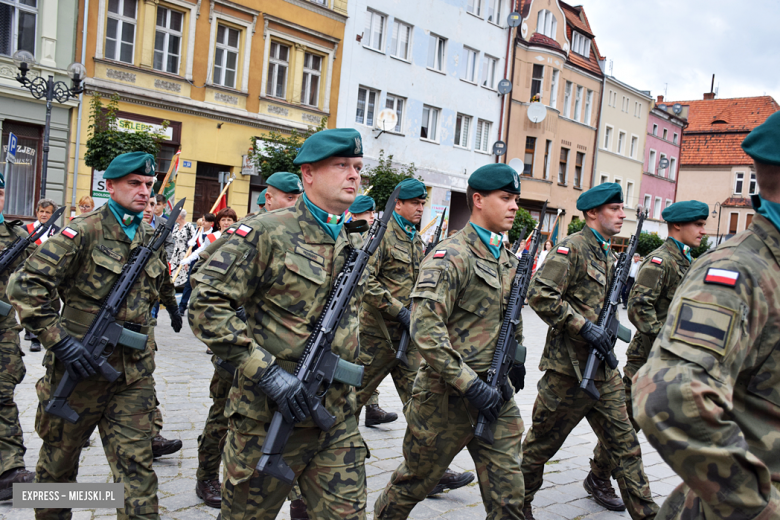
[
  {"x1": 711, "y1": 202, "x2": 722, "y2": 246},
  {"x1": 12, "y1": 50, "x2": 85, "y2": 199}
]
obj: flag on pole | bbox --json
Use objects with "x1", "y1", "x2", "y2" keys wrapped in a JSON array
[
  {"x1": 162, "y1": 151, "x2": 181, "y2": 216},
  {"x1": 550, "y1": 218, "x2": 560, "y2": 245}
]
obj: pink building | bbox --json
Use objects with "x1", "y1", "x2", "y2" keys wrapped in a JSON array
[{"x1": 640, "y1": 97, "x2": 686, "y2": 236}]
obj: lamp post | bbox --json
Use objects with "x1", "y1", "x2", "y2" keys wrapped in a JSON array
[
  {"x1": 12, "y1": 50, "x2": 85, "y2": 200},
  {"x1": 711, "y1": 202, "x2": 722, "y2": 246}
]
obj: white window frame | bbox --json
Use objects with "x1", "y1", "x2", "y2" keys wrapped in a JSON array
[
  {"x1": 421, "y1": 105, "x2": 440, "y2": 142},
  {"x1": 355, "y1": 86, "x2": 379, "y2": 127},
  {"x1": 600, "y1": 174, "x2": 609, "y2": 185},
  {"x1": 652, "y1": 123, "x2": 658, "y2": 136},
  {"x1": 648, "y1": 149, "x2": 657, "y2": 175},
  {"x1": 364, "y1": 9, "x2": 386, "y2": 52},
  {"x1": 673, "y1": 132, "x2": 679, "y2": 144},
  {"x1": 572, "y1": 31, "x2": 590, "y2": 57},
  {"x1": 154, "y1": 6, "x2": 184, "y2": 74},
  {"x1": 481, "y1": 55, "x2": 498, "y2": 89},
  {"x1": 206, "y1": 5, "x2": 256, "y2": 94},
  {"x1": 658, "y1": 153, "x2": 667, "y2": 177},
  {"x1": 654, "y1": 197, "x2": 662, "y2": 220},
  {"x1": 749, "y1": 171, "x2": 757, "y2": 195},
  {"x1": 662, "y1": 128, "x2": 668, "y2": 140},
  {"x1": 486, "y1": 0, "x2": 502, "y2": 24},
  {"x1": 643, "y1": 194, "x2": 651, "y2": 213},
  {"x1": 607, "y1": 89, "x2": 613, "y2": 107},
  {"x1": 463, "y1": 47, "x2": 479, "y2": 83},
  {"x1": 530, "y1": 63, "x2": 544, "y2": 101},
  {"x1": 212, "y1": 24, "x2": 240, "y2": 88},
  {"x1": 584, "y1": 89, "x2": 593, "y2": 125},
  {"x1": 625, "y1": 181, "x2": 634, "y2": 208},
  {"x1": 549, "y1": 69, "x2": 559, "y2": 109},
  {"x1": 603, "y1": 125, "x2": 613, "y2": 150},
  {"x1": 614, "y1": 176, "x2": 622, "y2": 192},
  {"x1": 669, "y1": 157, "x2": 677, "y2": 180},
  {"x1": 634, "y1": 101, "x2": 639, "y2": 117},
  {"x1": 475, "y1": 119, "x2": 491, "y2": 153},
  {"x1": 466, "y1": 0, "x2": 482, "y2": 17},
  {"x1": 536, "y1": 9, "x2": 557, "y2": 39},
  {"x1": 390, "y1": 19, "x2": 412, "y2": 61},
  {"x1": 617, "y1": 130, "x2": 626, "y2": 155},
  {"x1": 454, "y1": 113, "x2": 472, "y2": 149},
  {"x1": 563, "y1": 81, "x2": 572, "y2": 118},
  {"x1": 105, "y1": 0, "x2": 137, "y2": 63},
  {"x1": 543, "y1": 139, "x2": 552, "y2": 180},
  {"x1": 630, "y1": 134, "x2": 638, "y2": 159},
  {"x1": 574, "y1": 86, "x2": 583, "y2": 121},
  {"x1": 0, "y1": 0, "x2": 38, "y2": 58},
  {"x1": 427, "y1": 33, "x2": 446, "y2": 72},
  {"x1": 734, "y1": 171, "x2": 744, "y2": 195},
  {"x1": 300, "y1": 51, "x2": 322, "y2": 107},
  {"x1": 385, "y1": 93, "x2": 405, "y2": 133},
  {"x1": 558, "y1": 147, "x2": 569, "y2": 184},
  {"x1": 266, "y1": 41, "x2": 290, "y2": 99},
  {"x1": 666, "y1": 199, "x2": 673, "y2": 210},
  {"x1": 637, "y1": 102, "x2": 642, "y2": 116}
]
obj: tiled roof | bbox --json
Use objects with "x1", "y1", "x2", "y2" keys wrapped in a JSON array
[
  {"x1": 664, "y1": 96, "x2": 779, "y2": 133},
  {"x1": 560, "y1": 2, "x2": 603, "y2": 77},
  {"x1": 529, "y1": 32, "x2": 562, "y2": 50},
  {"x1": 560, "y1": 1, "x2": 594, "y2": 37},
  {"x1": 679, "y1": 133, "x2": 755, "y2": 166},
  {"x1": 721, "y1": 197, "x2": 753, "y2": 208}
]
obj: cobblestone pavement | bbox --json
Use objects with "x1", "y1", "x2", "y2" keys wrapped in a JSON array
[{"x1": 1, "y1": 306, "x2": 682, "y2": 519}]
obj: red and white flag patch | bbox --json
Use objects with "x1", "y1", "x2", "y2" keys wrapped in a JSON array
[
  {"x1": 557, "y1": 246, "x2": 569, "y2": 255},
  {"x1": 62, "y1": 228, "x2": 78, "y2": 239},
  {"x1": 433, "y1": 250, "x2": 447, "y2": 258},
  {"x1": 704, "y1": 268, "x2": 739, "y2": 287},
  {"x1": 225, "y1": 227, "x2": 235, "y2": 234},
  {"x1": 651, "y1": 257, "x2": 663, "y2": 265},
  {"x1": 236, "y1": 224, "x2": 252, "y2": 237}
]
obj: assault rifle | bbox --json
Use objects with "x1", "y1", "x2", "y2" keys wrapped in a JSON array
[
  {"x1": 474, "y1": 202, "x2": 547, "y2": 444},
  {"x1": 0, "y1": 206, "x2": 66, "y2": 316},
  {"x1": 45, "y1": 198, "x2": 186, "y2": 423},
  {"x1": 579, "y1": 207, "x2": 648, "y2": 400},
  {"x1": 395, "y1": 208, "x2": 447, "y2": 367},
  {"x1": 256, "y1": 187, "x2": 402, "y2": 484}
]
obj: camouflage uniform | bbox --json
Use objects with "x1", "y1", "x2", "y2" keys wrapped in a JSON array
[
  {"x1": 189, "y1": 198, "x2": 368, "y2": 520},
  {"x1": 634, "y1": 214, "x2": 780, "y2": 519},
  {"x1": 374, "y1": 223, "x2": 525, "y2": 520},
  {"x1": 0, "y1": 221, "x2": 31, "y2": 476},
  {"x1": 357, "y1": 217, "x2": 424, "y2": 411},
  {"x1": 8, "y1": 207, "x2": 176, "y2": 520},
  {"x1": 523, "y1": 226, "x2": 658, "y2": 519}
]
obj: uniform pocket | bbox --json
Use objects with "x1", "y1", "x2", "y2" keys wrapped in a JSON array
[
  {"x1": 529, "y1": 374, "x2": 564, "y2": 438},
  {"x1": 404, "y1": 391, "x2": 441, "y2": 475},
  {"x1": 458, "y1": 261, "x2": 500, "y2": 317},
  {"x1": 265, "y1": 250, "x2": 326, "y2": 319},
  {"x1": 76, "y1": 247, "x2": 124, "y2": 301}
]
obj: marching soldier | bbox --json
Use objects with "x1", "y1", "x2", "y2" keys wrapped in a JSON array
[
  {"x1": 256, "y1": 189, "x2": 267, "y2": 213},
  {"x1": 8, "y1": 152, "x2": 182, "y2": 520},
  {"x1": 634, "y1": 111, "x2": 780, "y2": 518},
  {"x1": 521, "y1": 183, "x2": 658, "y2": 520},
  {"x1": 374, "y1": 164, "x2": 525, "y2": 520},
  {"x1": 189, "y1": 129, "x2": 369, "y2": 519},
  {"x1": 0, "y1": 172, "x2": 35, "y2": 499},
  {"x1": 192, "y1": 171, "x2": 303, "y2": 510},
  {"x1": 349, "y1": 195, "x2": 375, "y2": 226}
]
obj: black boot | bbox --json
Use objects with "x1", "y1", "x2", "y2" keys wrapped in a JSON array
[
  {"x1": 196, "y1": 478, "x2": 222, "y2": 508},
  {"x1": 152, "y1": 434, "x2": 182, "y2": 458},
  {"x1": 364, "y1": 404, "x2": 398, "y2": 427},
  {"x1": 523, "y1": 503, "x2": 535, "y2": 520},
  {"x1": 0, "y1": 468, "x2": 34, "y2": 501},
  {"x1": 427, "y1": 468, "x2": 475, "y2": 496},
  {"x1": 583, "y1": 471, "x2": 626, "y2": 511},
  {"x1": 290, "y1": 498, "x2": 310, "y2": 519}
]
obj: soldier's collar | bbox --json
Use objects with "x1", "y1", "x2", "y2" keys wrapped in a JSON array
[
  {"x1": 296, "y1": 196, "x2": 338, "y2": 245},
  {"x1": 464, "y1": 222, "x2": 498, "y2": 262}
]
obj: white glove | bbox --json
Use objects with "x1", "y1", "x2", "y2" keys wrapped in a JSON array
[
  {"x1": 183, "y1": 252, "x2": 199, "y2": 265},
  {"x1": 187, "y1": 237, "x2": 197, "y2": 247}
]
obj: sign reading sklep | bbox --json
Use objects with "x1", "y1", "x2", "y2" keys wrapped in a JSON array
[{"x1": 116, "y1": 118, "x2": 173, "y2": 141}]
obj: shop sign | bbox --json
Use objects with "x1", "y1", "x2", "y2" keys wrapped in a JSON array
[
  {"x1": 91, "y1": 170, "x2": 110, "y2": 208},
  {"x1": 242, "y1": 155, "x2": 258, "y2": 176},
  {"x1": 116, "y1": 118, "x2": 174, "y2": 140}
]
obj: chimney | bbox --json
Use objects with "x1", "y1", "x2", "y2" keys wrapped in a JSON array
[
  {"x1": 703, "y1": 92, "x2": 716, "y2": 100},
  {"x1": 657, "y1": 95, "x2": 664, "y2": 102}
]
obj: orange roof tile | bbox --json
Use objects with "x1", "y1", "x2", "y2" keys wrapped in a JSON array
[
  {"x1": 679, "y1": 133, "x2": 755, "y2": 166},
  {"x1": 560, "y1": 2, "x2": 603, "y2": 77},
  {"x1": 722, "y1": 197, "x2": 753, "y2": 208},
  {"x1": 529, "y1": 32, "x2": 562, "y2": 51},
  {"x1": 665, "y1": 96, "x2": 779, "y2": 133}
]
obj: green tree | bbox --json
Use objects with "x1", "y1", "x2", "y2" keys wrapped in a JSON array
[
  {"x1": 637, "y1": 232, "x2": 664, "y2": 257},
  {"x1": 250, "y1": 118, "x2": 327, "y2": 180},
  {"x1": 691, "y1": 235, "x2": 711, "y2": 259},
  {"x1": 568, "y1": 217, "x2": 585, "y2": 235},
  {"x1": 84, "y1": 92, "x2": 169, "y2": 172},
  {"x1": 361, "y1": 150, "x2": 419, "y2": 210},
  {"x1": 509, "y1": 208, "x2": 537, "y2": 245}
]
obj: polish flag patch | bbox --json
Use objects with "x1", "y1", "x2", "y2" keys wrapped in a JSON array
[
  {"x1": 704, "y1": 268, "x2": 739, "y2": 287},
  {"x1": 651, "y1": 257, "x2": 663, "y2": 265},
  {"x1": 433, "y1": 250, "x2": 447, "y2": 258},
  {"x1": 557, "y1": 246, "x2": 569, "y2": 255},
  {"x1": 225, "y1": 227, "x2": 235, "y2": 234},
  {"x1": 62, "y1": 228, "x2": 78, "y2": 239},
  {"x1": 236, "y1": 224, "x2": 253, "y2": 237}
]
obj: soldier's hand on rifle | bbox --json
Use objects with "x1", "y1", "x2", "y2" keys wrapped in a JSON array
[
  {"x1": 236, "y1": 306, "x2": 247, "y2": 323},
  {"x1": 258, "y1": 364, "x2": 311, "y2": 424},
  {"x1": 464, "y1": 379, "x2": 503, "y2": 422},
  {"x1": 396, "y1": 307, "x2": 411, "y2": 330},
  {"x1": 51, "y1": 336, "x2": 97, "y2": 381},
  {"x1": 167, "y1": 306, "x2": 183, "y2": 333},
  {"x1": 580, "y1": 322, "x2": 611, "y2": 360},
  {"x1": 508, "y1": 363, "x2": 526, "y2": 393}
]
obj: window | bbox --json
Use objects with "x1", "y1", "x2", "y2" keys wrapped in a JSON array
[
  {"x1": 364, "y1": 10, "x2": 385, "y2": 51},
  {"x1": 607, "y1": 90, "x2": 613, "y2": 107},
  {"x1": 637, "y1": 102, "x2": 642, "y2": 116},
  {"x1": 600, "y1": 174, "x2": 609, "y2": 185},
  {"x1": 571, "y1": 31, "x2": 590, "y2": 57},
  {"x1": 729, "y1": 213, "x2": 739, "y2": 234},
  {"x1": 475, "y1": 119, "x2": 491, "y2": 152},
  {"x1": 481, "y1": 56, "x2": 497, "y2": 88},
  {"x1": 746, "y1": 213, "x2": 754, "y2": 229},
  {"x1": 487, "y1": 0, "x2": 502, "y2": 23},
  {"x1": 300, "y1": 52, "x2": 321, "y2": 106},
  {"x1": 626, "y1": 181, "x2": 634, "y2": 208},
  {"x1": 662, "y1": 128, "x2": 668, "y2": 140},
  {"x1": 584, "y1": 90, "x2": 593, "y2": 125},
  {"x1": 630, "y1": 136, "x2": 638, "y2": 159},
  {"x1": 604, "y1": 126, "x2": 612, "y2": 150},
  {"x1": 154, "y1": 7, "x2": 183, "y2": 73},
  {"x1": 749, "y1": 172, "x2": 757, "y2": 194},
  {"x1": 549, "y1": 69, "x2": 559, "y2": 109},
  {"x1": 454, "y1": 114, "x2": 471, "y2": 148},
  {"x1": 622, "y1": 96, "x2": 629, "y2": 113},
  {"x1": 523, "y1": 137, "x2": 536, "y2": 176},
  {"x1": 563, "y1": 81, "x2": 572, "y2": 118},
  {"x1": 427, "y1": 33, "x2": 446, "y2": 71},
  {"x1": 634, "y1": 101, "x2": 639, "y2": 117},
  {"x1": 574, "y1": 86, "x2": 583, "y2": 121},
  {"x1": 1, "y1": 0, "x2": 37, "y2": 57},
  {"x1": 673, "y1": 132, "x2": 678, "y2": 144},
  {"x1": 734, "y1": 171, "x2": 744, "y2": 194},
  {"x1": 106, "y1": 0, "x2": 137, "y2": 63},
  {"x1": 385, "y1": 94, "x2": 405, "y2": 133},
  {"x1": 213, "y1": 25, "x2": 239, "y2": 88},
  {"x1": 355, "y1": 87, "x2": 378, "y2": 126},
  {"x1": 614, "y1": 177, "x2": 622, "y2": 192},
  {"x1": 543, "y1": 139, "x2": 552, "y2": 180},
  {"x1": 652, "y1": 124, "x2": 658, "y2": 136},
  {"x1": 669, "y1": 157, "x2": 677, "y2": 180},
  {"x1": 464, "y1": 47, "x2": 478, "y2": 83},
  {"x1": 659, "y1": 153, "x2": 667, "y2": 177},
  {"x1": 421, "y1": 105, "x2": 440, "y2": 141},
  {"x1": 466, "y1": 0, "x2": 481, "y2": 16},
  {"x1": 536, "y1": 9, "x2": 557, "y2": 39},
  {"x1": 617, "y1": 131, "x2": 626, "y2": 155},
  {"x1": 574, "y1": 152, "x2": 584, "y2": 188},
  {"x1": 391, "y1": 20, "x2": 411, "y2": 60},
  {"x1": 530, "y1": 64, "x2": 544, "y2": 101},
  {"x1": 1, "y1": 122, "x2": 40, "y2": 218},
  {"x1": 558, "y1": 147, "x2": 569, "y2": 184},
  {"x1": 654, "y1": 197, "x2": 662, "y2": 220},
  {"x1": 266, "y1": 42, "x2": 289, "y2": 99},
  {"x1": 648, "y1": 150, "x2": 656, "y2": 174},
  {"x1": 643, "y1": 194, "x2": 651, "y2": 212},
  {"x1": 666, "y1": 199, "x2": 673, "y2": 210}
]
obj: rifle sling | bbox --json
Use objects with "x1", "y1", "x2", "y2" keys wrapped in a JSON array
[
  {"x1": 62, "y1": 306, "x2": 150, "y2": 350},
  {"x1": 366, "y1": 304, "x2": 393, "y2": 343}
]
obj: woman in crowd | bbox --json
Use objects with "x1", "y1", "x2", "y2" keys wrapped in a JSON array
[{"x1": 170, "y1": 209, "x2": 196, "y2": 288}]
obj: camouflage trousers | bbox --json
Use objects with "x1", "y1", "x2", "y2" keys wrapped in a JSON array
[
  {"x1": 374, "y1": 385, "x2": 525, "y2": 520},
  {"x1": 655, "y1": 480, "x2": 780, "y2": 519},
  {"x1": 220, "y1": 414, "x2": 367, "y2": 520},
  {"x1": 521, "y1": 370, "x2": 658, "y2": 520},
  {"x1": 197, "y1": 365, "x2": 231, "y2": 481},
  {"x1": 0, "y1": 327, "x2": 26, "y2": 474},
  {"x1": 34, "y1": 360, "x2": 158, "y2": 520},
  {"x1": 355, "y1": 333, "x2": 421, "y2": 415}
]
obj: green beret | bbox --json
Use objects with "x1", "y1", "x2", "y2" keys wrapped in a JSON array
[
  {"x1": 293, "y1": 128, "x2": 363, "y2": 166},
  {"x1": 396, "y1": 178, "x2": 427, "y2": 200},
  {"x1": 468, "y1": 164, "x2": 521, "y2": 194},
  {"x1": 742, "y1": 111, "x2": 780, "y2": 166},
  {"x1": 257, "y1": 189, "x2": 267, "y2": 206},
  {"x1": 662, "y1": 200, "x2": 709, "y2": 223},
  {"x1": 103, "y1": 152, "x2": 156, "y2": 180},
  {"x1": 0, "y1": 169, "x2": 5, "y2": 189},
  {"x1": 576, "y1": 182, "x2": 623, "y2": 211},
  {"x1": 349, "y1": 195, "x2": 375, "y2": 214},
  {"x1": 266, "y1": 172, "x2": 303, "y2": 194}
]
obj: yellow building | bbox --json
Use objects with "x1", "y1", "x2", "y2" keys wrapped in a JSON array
[{"x1": 67, "y1": 0, "x2": 348, "y2": 219}]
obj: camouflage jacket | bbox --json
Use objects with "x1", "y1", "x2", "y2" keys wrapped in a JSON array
[
  {"x1": 361, "y1": 217, "x2": 424, "y2": 341},
  {"x1": 634, "y1": 214, "x2": 780, "y2": 519},
  {"x1": 7, "y1": 205, "x2": 176, "y2": 384},
  {"x1": 626, "y1": 238, "x2": 690, "y2": 362},
  {"x1": 188, "y1": 197, "x2": 366, "y2": 429},
  {"x1": 0, "y1": 221, "x2": 31, "y2": 331},
  {"x1": 528, "y1": 225, "x2": 615, "y2": 381},
  {"x1": 410, "y1": 223, "x2": 522, "y2": 394}
]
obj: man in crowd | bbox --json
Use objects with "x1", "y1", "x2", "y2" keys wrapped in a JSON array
[{"x1": 24, "y1": 198, "x2": 60, "y2": 352}]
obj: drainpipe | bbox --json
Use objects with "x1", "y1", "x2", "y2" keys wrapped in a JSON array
[
  {"x1": 672, "y1": 119, "x2": 688, "y2": 203},
  {"x1": 496, "y1": 0, "x2": 518, "y2": 164},
  {"x1": 69, "y1": 0, "x2": 90, "y2": 217},
  {"x1": 591, "y1": 70, "x2": 607, "y2": 190}
]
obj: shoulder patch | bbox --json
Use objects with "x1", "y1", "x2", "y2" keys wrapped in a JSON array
[
  {"x1": 236, "y1": 224, "x2": 252, "y2": 237},
  {"x1": 225, "y1": 227, "x2": 235, "y2": 234},
  {"x1": 62, "y1": 228, "x2": 78, "y2": 239},
  {"x1": 416, "y1": 268, "x2": 442, "y2": 289},
  {"x1": 651, "y1": 257, "x2": 663, "y2": 265},
  {"x1": 670, "y1": 298, "x2": 737, "y2": 356},
  {"x1": 704, "y1": 268, "x2": 739, "y2": 287},
  {"x1": 557, "y1": 246, "x2": 569, "y2": 255},
  {"x1": 433, "y1": 250, "x2": 446, "y2": 259}
]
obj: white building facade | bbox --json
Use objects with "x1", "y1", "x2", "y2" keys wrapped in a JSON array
[{"x1": 336, "y1": 0, "x2": 512, "y2": 231}]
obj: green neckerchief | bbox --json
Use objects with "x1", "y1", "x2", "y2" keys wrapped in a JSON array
[
  {"x1": 302, "y1": 193, "x2": 344, "y2": 241},
  {"x1": 108, "y1": 198, "x2": 143, "y2": 240},
  {"x1": 471, "y1": 222, "x2": 503, "y2": 260},
  {"x1": 669, "y1": 237, "x2": 692, "y2": 263},
  {"x1": 589, "y1": 227, "x2": 611, "y2": 258},
  {"x1": 0, "y1": 213, "x2": 5, "y2": 225},
  {"x1": 754, "y1": 194, "x2": 780, "y2": 235},
  {"x1": 393, "y1": 211, "x2": 416, "y2": 240}
]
